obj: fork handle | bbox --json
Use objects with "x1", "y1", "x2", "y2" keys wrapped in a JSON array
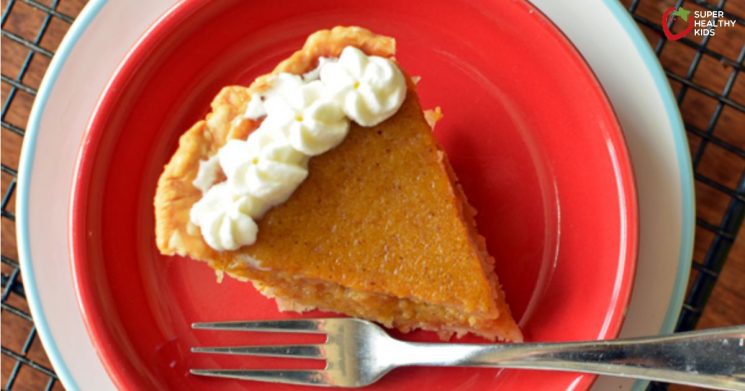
[{"x1": 402, "y1": 326, "x2": 745, "y2": 390}]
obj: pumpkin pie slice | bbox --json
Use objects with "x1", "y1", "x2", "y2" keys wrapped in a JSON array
[{"x1": 155, "y1": 26, "x2": 522, "y2": 342}]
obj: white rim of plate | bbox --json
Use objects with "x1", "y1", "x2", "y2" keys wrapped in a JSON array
[
  {"x1": 15, "y1": 1, "x2": 694, "y2": 390},
  {"x1": 599, "y1": 0, "x2": 694, "y2": 337},
  {"x1": 16, "y1": 1, "x2": 107, "y2": 389}
]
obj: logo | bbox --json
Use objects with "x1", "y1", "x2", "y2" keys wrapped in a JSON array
[
  {"x1": 662, "y1": 7, "x2": 693, "y2": 40},
  {"x1": 662, "y1": 7, "x2": 737, "y2": 41}
]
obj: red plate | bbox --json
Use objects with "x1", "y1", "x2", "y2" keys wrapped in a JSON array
[{"x1": 71, "y1": 0, "x2": 637, "y2": 389}]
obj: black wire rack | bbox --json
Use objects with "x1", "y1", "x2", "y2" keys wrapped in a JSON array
[
  {"x1": 1, "y1": 0, "x2": 743, "y2": 390},
  {"x1": 627, "y1": 0, "x2": 745, "y2": 387},
  {"x1": 2, "y1": 1, "x2": 78, "y2": 390},
  {"x1": 638, "y1": 1, "x2": 744, "y2": 331}
]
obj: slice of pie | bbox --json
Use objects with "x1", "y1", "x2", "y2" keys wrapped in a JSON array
[{"x1": 155, "y1": 26, "x2": 522, "y2": 342}]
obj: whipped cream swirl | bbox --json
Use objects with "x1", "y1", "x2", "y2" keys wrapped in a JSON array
[
  {"x1": 189, "y1": 182, "x2": 259, "y2": 251},
  {"x1": 321, "y1": 46, "x2": 406, "y2": 127},
  {"x1": 218, "y1": 133, "x2": 309, "y2": 204},
  {"x1": 191, "y1": 46, "x2": 407, "y2": 250},
  {"x1": 260, "y1": 76, "x2": 349, "y2": 156}
]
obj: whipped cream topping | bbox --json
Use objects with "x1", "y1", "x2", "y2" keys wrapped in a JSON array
[
  {"x1": 218, "y1": 134, "x2": 308, "y2": 204},
  {"x1": 244, "y1": 94, "x2": 266, "y2": 119},
  {"x1": 260, "y1": 77, "x2": 349, "y2": 156},
  {"x1": 191, "y1": 46, "x2": 407, "y2": 250},
  {"x1": 192, "y1": 155, "x2": 220, "y2": 193},
  {"x1": 189, "y1": 182, "x2": 259, "y2": 251},
  {"x1": 301, "y1": 57, "x2": 336, "y2": 82},
  {"x1": 321, "y1": 47, "x2": 406, "y2": 127}
]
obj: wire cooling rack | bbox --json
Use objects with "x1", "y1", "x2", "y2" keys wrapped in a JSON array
[
  {"x1": 626, "y1": 0, "x2": 745, "y2": 386},
  {"x1": 628, "y1": 0, "x2": 744, "y2": 333},
  {"x1": 2, "y1": 1, "x2": 81, "y2": 388},
  {"x1": 1, "y1": 0, "x2": 743, "y2": 390}
]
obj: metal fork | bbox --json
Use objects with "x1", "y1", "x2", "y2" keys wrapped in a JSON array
[{"x1": 191, "y1": 318, "x2": 745, "y2": 390}]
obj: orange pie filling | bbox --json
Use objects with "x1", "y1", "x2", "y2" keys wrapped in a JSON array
[{"x1": 155, "y1": 26, "x2": 523, "y2": 342}]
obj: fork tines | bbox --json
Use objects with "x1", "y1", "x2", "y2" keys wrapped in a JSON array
[
  {"x1": 189, "y1": 369, "x2": 331, "y2": 386},
  {"x1": 191, "y1": 343, "x2": 326, "y2": 359},
  {"x1": 190, "y1": 319, "x2": 336, "y2": 385},
  {"x1": 192, "y1": 319, "x2": 328, "y2": 333}
]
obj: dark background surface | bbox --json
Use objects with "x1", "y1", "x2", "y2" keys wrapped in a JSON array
[{"x1": 1, "y1": 0, "x2": 743, "y2": 390}]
